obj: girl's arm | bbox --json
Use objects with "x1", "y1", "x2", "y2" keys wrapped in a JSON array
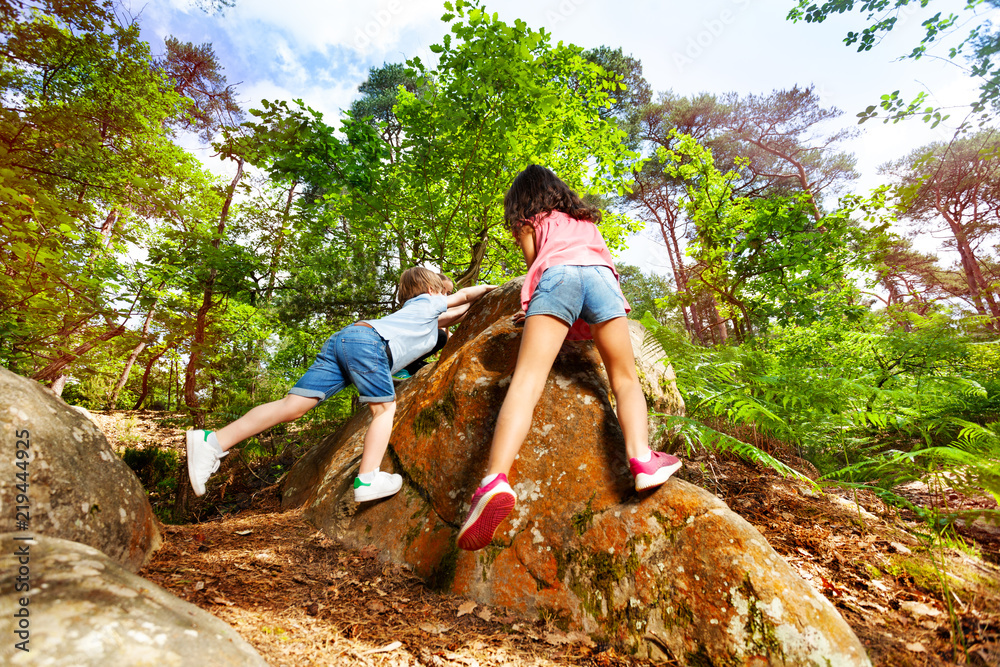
[{"x1": 517, "y1": 224, "x2": 536, "y2": 269}]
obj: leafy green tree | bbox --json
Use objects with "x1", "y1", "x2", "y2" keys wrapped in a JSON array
[
  {"x1": 158, "y1": 36, "x2": 244, "y2": 142},
  {"x1": 183, "y1": 151, "x2": 247, "y2": 428},
  {"x1": 246, "y1": 0, "x2": 640, "y2": 300},
  {"x1": 628, "y1": 88, "x2": 860, "y2": 341},
  {"x1": 237, "y1": 99, "x2": 399, "y2": 321},
  {"x1": 0, "y1": 1, "x2": 202, "y2": 390},
  {"x1": 617, "y1": 264, "x2": 675, "y2": 325},
  {"x1": 661, "y1": 132, "x2": 877, "y2": 339},
  {"x1": 582, "y1": 45, "x2": 652, "y2": 148},
  {"x1": 881, "y1": 130, "x2": 1000, "y2": 328},
  {"x1": 629, "y1": 93, "x2": 725, "y2": 342},
  {"x1": 349, "y1": 62, "x2": 421, "y2": 157},
  {"x1": 392, "y1": 0, "x2": 640, "y2": 283}
]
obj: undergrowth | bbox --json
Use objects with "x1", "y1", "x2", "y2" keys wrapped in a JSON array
[{"x1": 641, "y1": 309, "x2": 1000, "y2": 659}]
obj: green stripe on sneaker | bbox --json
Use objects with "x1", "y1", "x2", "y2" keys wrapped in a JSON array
[{"x1": 354, "y1": 478, "x2": 370, "y2": 489}]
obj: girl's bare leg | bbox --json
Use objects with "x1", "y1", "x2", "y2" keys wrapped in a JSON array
[
  {"x1": 214, "y1": 394, "x2": 319, "y2": 452},
  {"x1": 590, "y1": 317, "x2": 651, "y2": 460},
  {"x1": 359, "y1": 401, "x2": 397, "y2": 474},
  {"x1": 486, "y1": 314, "x2": 570, "y2": 477}
]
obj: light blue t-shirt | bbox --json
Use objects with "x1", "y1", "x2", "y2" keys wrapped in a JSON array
[{"x1": 365, "y1": 293, "x2": 448, "y2": 374}]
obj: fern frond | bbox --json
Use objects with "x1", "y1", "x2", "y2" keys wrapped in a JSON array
[{"x1": 653, "y1": 413, "x2": 814, "y2": 485}]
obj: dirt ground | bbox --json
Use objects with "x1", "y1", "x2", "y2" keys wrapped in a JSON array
[{"x1": 92, "y1": 410, "x2": 1000, "y2": 666}]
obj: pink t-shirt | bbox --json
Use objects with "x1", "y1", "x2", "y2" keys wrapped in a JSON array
[{"x1": 520, "y1": 210, "x2": 629, "y2": 340}]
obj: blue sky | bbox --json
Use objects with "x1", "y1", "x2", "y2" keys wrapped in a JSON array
[{"x1": 133, "y1": 0, "x2": 989, "y2": 273}]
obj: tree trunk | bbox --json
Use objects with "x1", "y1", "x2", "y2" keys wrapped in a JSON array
[
  {"x1": 49, "y1": 374, "x2": 67, "y2": 397},
  {"x1": 266, "y1": 181, "x2": 297, "y2": 302},
  {"x1": 936, "y1": 200, "x2": 1000, "y2": 329},
  {"x1": 455, "y1": 224, "x2": 489, "y2": 288},
  {"x1": 166, "y1": 356, "x2": 173, "y2": 411},
  {"x1": 32, "y1": 322, "x2": 127, "y2": 383},
  {"x1": 709, "y1": 298, "x2": 729, "y2": 345},
  {"x1": 184, "y1": 158, "x2": 245, "y2": 428},
  {"x1": 108, "y1": 300, "x2": 158, "y2": 409},
  {"x1": 652, "y1": 207, "x2": 701, "y2": 341},
  {"x1": 133, "y1": 341, "x2": 178, "y2": 410}
]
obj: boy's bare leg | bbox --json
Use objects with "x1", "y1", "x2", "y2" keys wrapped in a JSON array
[
  {"x1": 590, "y1": 317, "x2": 650, "y2": 460},
  {"x1": 359, "y1": 401, "x2": 396, "y2": 474},
  {"x1": 486, "y1": 314, "x2": 569, "y2": 477},
  {"x1": 214, "y1": 394, "x2": 319, "y2": 452}
]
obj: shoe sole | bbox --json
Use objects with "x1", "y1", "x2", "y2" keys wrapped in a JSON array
[
  {"x1": 354, "y1": 477, "x2": 403, "y2": 502},
  {"x1": 185, "y1": 431, "x2": 206, "y2": 497},
  {"x1": 457, "y1": 489, "x2": 516, "y2": 551},
  {"x1": 634, "y1": 460, "x2": 682, "y2": 491}
]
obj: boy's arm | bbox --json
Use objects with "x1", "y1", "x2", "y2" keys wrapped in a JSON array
[
  {"x1": 438, "y1": 302, "x2": 472, "y2": 328},
  {"x1": 445, "y1": 283, "x2": 496, "y2": 308}
]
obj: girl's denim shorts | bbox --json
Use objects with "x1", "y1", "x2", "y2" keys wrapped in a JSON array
[
  {"x1": 525, "y1": 265, "x2": 627, "y2": 325},
  {"x1": 288, "y1": 325, "x2": 395, "y2": 404}
]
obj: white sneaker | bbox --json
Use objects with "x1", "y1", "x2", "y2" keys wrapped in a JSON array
[
  {"x1": 353, "y1": 469, "x2": 402, "y2": 502},
  {"x1": 186, "y1": 430, "x2": 227, "y2": 497}
]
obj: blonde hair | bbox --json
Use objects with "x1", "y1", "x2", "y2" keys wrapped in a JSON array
[{"x1": 398, "y1": 267, "x2": 444, "y2": 304}]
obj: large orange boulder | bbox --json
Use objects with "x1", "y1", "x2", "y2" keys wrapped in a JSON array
[{"x1": 281, "y1": 279, "x2": 870, "y2": 666}]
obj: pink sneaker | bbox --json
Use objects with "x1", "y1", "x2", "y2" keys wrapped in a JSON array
[
  {"x1": 630, "y1": 451, "x2": 682, "y2": 491},
  {"x1": 457, "y1": 474, "x2": 516, "y2": 551}
]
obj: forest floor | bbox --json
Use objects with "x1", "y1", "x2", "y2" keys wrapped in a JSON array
[{"x1": 90, "y1": 409, "x2": 1000, "y2": 667}]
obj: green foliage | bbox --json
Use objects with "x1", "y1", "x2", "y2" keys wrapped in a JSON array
[
  {"x1": 120, "y1": 446, "x2": 180, "y2": 494},
  {"x1": 581, "y1": 45, "x2": 652, "y2": 149},
  {"x1": 617, "y1": 264, "x2": 675, "y2": 325},
  {"x1": 642, "y1": 309, "x2": 1000, "y2": 501},
  {"x1": 242, "y1": 0, "x2": 641, "y2": 292},
  {"x1": 787, "y1": 0, "x2": 997, "y2": 124},
  {"x1": 658, "y1": 132, "x2": 883, "y2": 338},
  {"x1": 0, "y1": 0, "x2": 230, "y2": 387}
]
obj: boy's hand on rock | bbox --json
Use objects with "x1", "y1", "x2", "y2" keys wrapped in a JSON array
[{"x1": 512, "y1": 310, "x2": 526, "y2": 325}]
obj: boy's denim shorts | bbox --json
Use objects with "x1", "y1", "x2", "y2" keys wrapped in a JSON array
[
  {"x1": 288, "y1": 325, "x2": 395, "y2": 404},
  {"x1": 525, "y1": 265, "x2": 627, "y2": 325}
]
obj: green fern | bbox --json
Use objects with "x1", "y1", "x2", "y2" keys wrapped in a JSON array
[{"x1": 654, "y1": 413, "x2": 813, "y2": 484}]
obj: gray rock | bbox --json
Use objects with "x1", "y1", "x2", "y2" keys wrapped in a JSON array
[
  {"x1": 0, "y1": 367, "x2": 160, "y2": 571},
  {"x1": 70, "y1": 405, "x2": 95, "y2": 423},
  {"x1": 0, "y1": 533, "x2": 267, "y2": 666}
]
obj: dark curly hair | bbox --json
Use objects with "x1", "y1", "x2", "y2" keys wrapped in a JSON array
[{"x1": 503, "y1": 165, "x2": 602, "y2": 238}]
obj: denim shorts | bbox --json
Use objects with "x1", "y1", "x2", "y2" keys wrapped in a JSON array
[
  {"x1": 288, "y1": 325, "x2": 395, "y2": 404},
  {"x1": 525, "y1": 265, "x2": 627, "y2": 325}
]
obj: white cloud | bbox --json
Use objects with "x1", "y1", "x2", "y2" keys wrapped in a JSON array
[{"x1": 210, "y1": 0, "x2": 444, "y2": 55}]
